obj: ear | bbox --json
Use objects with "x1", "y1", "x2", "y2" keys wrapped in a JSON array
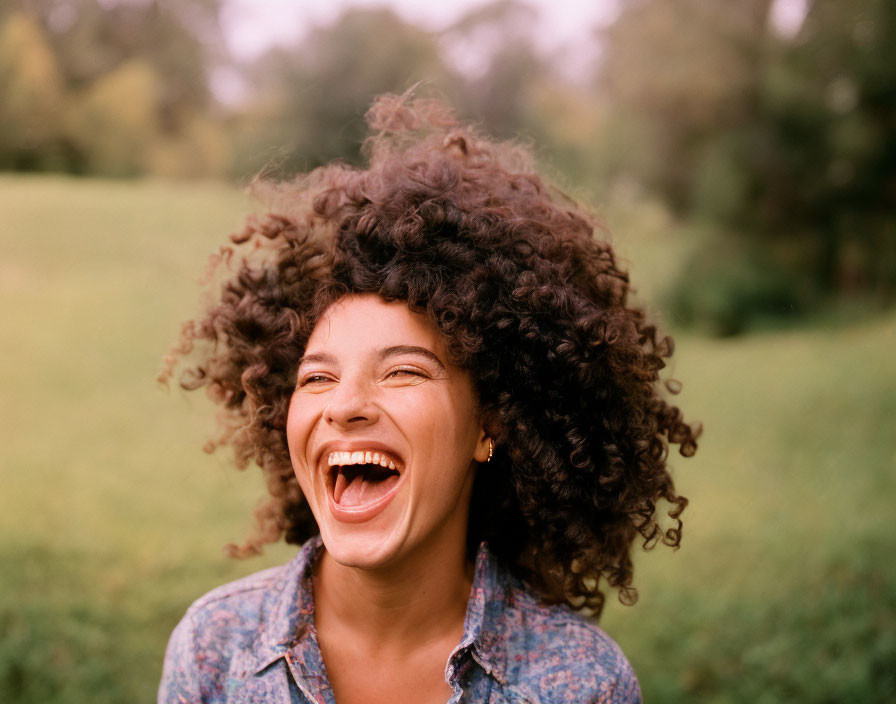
[{"x1": 473, "y1": 425, "x2": 492, "y2": 464}]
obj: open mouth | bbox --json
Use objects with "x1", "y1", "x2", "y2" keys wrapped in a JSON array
[{"x1": 326, "y1": 450, "x2": 402, "y2": 514}]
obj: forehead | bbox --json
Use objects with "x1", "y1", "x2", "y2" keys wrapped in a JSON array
[{"x1": 306, "y1": 294, "x2": 446, "y2": 353}]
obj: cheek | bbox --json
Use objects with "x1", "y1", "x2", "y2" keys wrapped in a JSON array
[
  {"x1": 285, "y1": 394, "x2": 300, "y2": 448},
  {"x1": 403, "y1": 394, "x2": 479, "y2": 474},
  {"x1": 285, "y1": 393, "x2": 314, "y2": 468},
  {"x1": 285, "y1": 404, "x2": 317, "y2": 502}
]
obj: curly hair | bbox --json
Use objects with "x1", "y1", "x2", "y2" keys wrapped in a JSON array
[{"x1": 161, "y1": 94, "x2": 699, "y2": 616}]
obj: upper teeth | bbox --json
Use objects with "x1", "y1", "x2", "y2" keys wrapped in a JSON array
[{"x1": 327, "y1": 450, "x2": 397, "y2": 470}]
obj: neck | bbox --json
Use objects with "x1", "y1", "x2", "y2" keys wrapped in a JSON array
[{"x1": 313, "y1": 531, "x2": 474, "y2": 653}]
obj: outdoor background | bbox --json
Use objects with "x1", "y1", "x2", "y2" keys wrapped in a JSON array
[{"x1": 1, "y1": 0, "x2": 894, "y2": 701}]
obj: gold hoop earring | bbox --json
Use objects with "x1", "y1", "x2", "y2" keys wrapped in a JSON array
[{"x1": 486, "y1": 439, "x2": 494, "y2": 463}]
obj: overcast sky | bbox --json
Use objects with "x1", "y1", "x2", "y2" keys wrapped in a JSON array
[
  {"x1": 220, "y1": 0, "x2": 618, "y2": 61},
  {"x1": 212, "y1": 0, "x2": 618, "y2": 101},
  {"x1": 213, "y1": 0, "x2": 809, "y2": 102},
  {"x1": 219, "y1": 0, "x2": 809, "y2": 59}
]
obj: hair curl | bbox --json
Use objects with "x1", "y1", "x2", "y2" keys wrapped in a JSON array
[{"x1": 161, "y1": 94, "x2": 700, "y2": 616}]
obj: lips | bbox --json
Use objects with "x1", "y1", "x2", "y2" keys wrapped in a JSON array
[{"x1": 321, "y1": 444, "x2": 405, "y2": 523}]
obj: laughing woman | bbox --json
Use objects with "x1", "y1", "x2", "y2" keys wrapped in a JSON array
[{"x1": 158, "y1": 95, "x2": 699, "y2": 704}]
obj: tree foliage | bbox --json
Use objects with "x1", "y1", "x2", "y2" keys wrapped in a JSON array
[
  {"x1": 228, "y1": 2, "x2": 558, "y2": 178},
  {"x1": 231, "y1": 7, "x2": 456, "y2": 177},
  {"x1": 0, "y1": 0, "x2": 892, "y2": 326},
  {"x1": 599, "y1": 0, "x2": 896, "y2": 331},
  {"x1": 68, "y1": 59, "x2": 160, "y2": 177},
  {"x1": 746, "y1": 0, "x2": 896, "y2": 298},
  {"x1": 0, "y1": 0, "x2": 224, "y2": 176},
  {"x1": 0, "y1": 11, "x2": 66, "y2": 170}
]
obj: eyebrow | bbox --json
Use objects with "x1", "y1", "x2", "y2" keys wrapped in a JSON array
[
  {"x1": 378, "y1": 345, "x2": 445, "y2": 370},
  {"x1": 297, "y1": 346, "x2": 445, "y2": 370},
  {"x1": 297, "y1": 352, "x2": 337, "y2": 367}
]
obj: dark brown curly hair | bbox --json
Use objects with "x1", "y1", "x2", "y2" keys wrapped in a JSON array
[{"x1": 161, "y1": 94, "x2": 699, "y2": 616}]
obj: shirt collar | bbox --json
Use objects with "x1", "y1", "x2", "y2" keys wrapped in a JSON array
[
  {"x1": 250, "y1": 535, "x2": 323, "y2": 674},
  {"x1": 249, "y1": 536, "x2": 516, "y2": 685},
  {"x1": 449, "y1": 541, "x2": 514, "y2": 685}
]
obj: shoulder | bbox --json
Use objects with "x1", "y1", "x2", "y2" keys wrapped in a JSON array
[
  {"x1": 159, "y1": 550, "x2": 309, "y2": 703},
  {"x1": 494, "y1": 581, "x2": 641, "y2": 704},
  {"x1": 185, "y1": 562, "x2": 287, "y2": 621},
  {"x1": 177, "y1": 562, "x2": 286, "y2": 649}
]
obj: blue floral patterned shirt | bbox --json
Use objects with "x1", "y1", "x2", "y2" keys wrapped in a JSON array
[{"x1": 159, "y1": 536, "x2": 641, "y2": 703}]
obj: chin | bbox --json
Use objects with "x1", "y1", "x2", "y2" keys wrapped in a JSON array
[{"x1": 318, "y1": 522, "x2": 406, "y2": 570}]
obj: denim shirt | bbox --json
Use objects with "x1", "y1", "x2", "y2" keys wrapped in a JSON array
[{"x1": 159, "y1": 537, "x2": 642, "y2": 704}]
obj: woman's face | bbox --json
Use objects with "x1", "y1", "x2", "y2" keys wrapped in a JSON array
[{"x1": 286, "y1": 294, "x2": 490, "y2": 571}]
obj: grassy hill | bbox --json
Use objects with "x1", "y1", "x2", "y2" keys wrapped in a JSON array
[{"x1": 1, "y1": 175, "x2": 893, "y2": 702}]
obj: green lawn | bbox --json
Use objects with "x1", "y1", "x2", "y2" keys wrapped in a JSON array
[{"x1": 1, "y1": 175, "x2": 893, "y2": 702}]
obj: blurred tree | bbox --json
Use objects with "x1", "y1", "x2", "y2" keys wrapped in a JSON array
[
  {"x1": 1, "y1": 0, "x2": 228, "y2": 177},
  {"x1": 528, "y1": 83, "x2": 607, "y2": 194},
  {"x1": 599, "y1": 0, "x2": 773, "y2": 210},
  {"x1": 230, "y1": 1, "x2": 567, "y2": 180},
  {"x1": 744, "y1": 0, "x2": 896, "y2": 298},
  {"x1": 19, "y1": 0, "x2": 221, "y2": 130},
  {"x1": 232, "y1": 7, "x2": 456, "y2": 177},
  {"x1": 145, "y1": 113, "x2": 230, "y2": 179},
  {"x1": 0, "y1": 11, "x2": 66, "y2": 170},
  {"x1": 443, "y1": 0, "x2": 548, "y2": 141},
  {"x1": 601, "y1": 0, "x2": 896, "y2": 332},
  {"x1": 67, "y1": 58, "x2": 161, "y2": 176}
]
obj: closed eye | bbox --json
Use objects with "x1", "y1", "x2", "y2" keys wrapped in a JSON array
[
  {"x1": 384, "y1": 367, "x2": 429, "y2": 382},
  {"x1": 299, "y1": 374, "x2": 335, "y2": 387}
]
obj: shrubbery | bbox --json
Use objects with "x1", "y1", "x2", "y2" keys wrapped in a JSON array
[{"x1": 668, "y1": 234, "x2": 812, "y2": 336}]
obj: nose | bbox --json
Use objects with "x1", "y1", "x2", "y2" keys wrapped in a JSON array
[{"x1": 323, "y1": 375, "x2": 380, "y2": 428}]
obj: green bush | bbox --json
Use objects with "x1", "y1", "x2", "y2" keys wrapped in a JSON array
[{"x1": 667, "y1": 236, "x2": 812, "y2": 336}]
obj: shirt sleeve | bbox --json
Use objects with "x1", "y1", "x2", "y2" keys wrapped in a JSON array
[
  {"x1": 158, "y1": 611, "x2": 205, "y2": 704},
  {"x1": 595, "y1": 655, "x2": 642, "y2": 704}
]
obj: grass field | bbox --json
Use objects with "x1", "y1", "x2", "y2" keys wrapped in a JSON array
[{"x1": 1, "y1": 175, "x2": 894, "y2": 702}]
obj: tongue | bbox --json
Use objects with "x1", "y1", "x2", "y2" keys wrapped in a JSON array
[{"x1": 335, "y1": 471, "x2": 399, "y2": 507}]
